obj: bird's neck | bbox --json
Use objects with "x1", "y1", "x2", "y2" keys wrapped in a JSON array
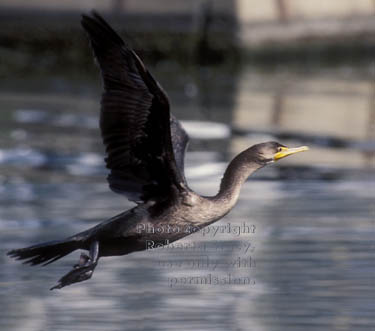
[{"x1": 213, "y1": 154, "x2": 264, "y2": 210}]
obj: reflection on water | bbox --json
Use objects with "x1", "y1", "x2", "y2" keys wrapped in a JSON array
[{"x1": 0, "y1": 65, "x2": 374, "y2": 331}]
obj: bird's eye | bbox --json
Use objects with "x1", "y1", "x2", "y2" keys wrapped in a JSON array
[{"x1": 277, "y1": 147, "x2": 283, "y2": 152}]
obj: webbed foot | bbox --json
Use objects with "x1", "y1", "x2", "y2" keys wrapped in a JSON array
[{"x1": 50, "y1": 241, "x2": 99, "y2": 290}]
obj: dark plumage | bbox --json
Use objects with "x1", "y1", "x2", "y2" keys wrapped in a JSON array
[{"x1": 7, "y1": 12, "x2": 308, "y2": 290}]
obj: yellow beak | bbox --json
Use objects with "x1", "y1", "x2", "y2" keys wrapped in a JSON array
[{"x1": 273, "y1": 146, "x2": 309, "y2": 161}]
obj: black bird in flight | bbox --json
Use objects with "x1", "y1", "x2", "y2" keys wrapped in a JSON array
[{"x1": 7, "y1": 12, "x2": 308, "y2": 290}]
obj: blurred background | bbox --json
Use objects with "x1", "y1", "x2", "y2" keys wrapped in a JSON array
[{"x1": 0, "y1": 1, "x2": 374, "y2": 331}]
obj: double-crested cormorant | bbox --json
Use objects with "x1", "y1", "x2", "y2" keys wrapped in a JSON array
[{"x1": 7, "y1": 12, "x2": 308, "y2": 290}]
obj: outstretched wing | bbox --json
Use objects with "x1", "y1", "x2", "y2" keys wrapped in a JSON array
[{"x1": 81, "y1": 12, "x2": 187, "y2": 203}]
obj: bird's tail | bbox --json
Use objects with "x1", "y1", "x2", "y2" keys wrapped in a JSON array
[{"x1": 7, "y1": 238, "x2": 80, "y2": 266}]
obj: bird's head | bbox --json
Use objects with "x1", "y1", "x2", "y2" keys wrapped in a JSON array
[{"x1": 247, "y1": 141, "x2": 309, "y2": 165}]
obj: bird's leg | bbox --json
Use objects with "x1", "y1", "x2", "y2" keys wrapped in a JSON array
[
  {"x1": 73, "y1": 240, "x2": 99, "y2": 268},
  {"x1": 50, "y1": 241, "x2": 99, "y2": 290}
]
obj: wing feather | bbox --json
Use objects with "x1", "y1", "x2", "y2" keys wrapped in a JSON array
[{"x1": 81, "y1": 12, "x2": 187, "y2": 203}]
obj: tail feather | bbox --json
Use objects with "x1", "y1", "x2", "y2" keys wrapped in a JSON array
[{"x1": 7, "y1": 239, "x2": 79, "y2": 266}]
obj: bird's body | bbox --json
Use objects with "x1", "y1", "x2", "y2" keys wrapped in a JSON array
[
  {"x1": 7, "y1": 12, "x2": 308, "y2": 290},
  {"x1": 65, "y1": 191, "x2": 227, "y2": 257}
]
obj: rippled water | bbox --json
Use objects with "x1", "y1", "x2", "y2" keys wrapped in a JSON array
[{"x1": 0, "y1": 66, "x2": 374, "y2": 331}]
